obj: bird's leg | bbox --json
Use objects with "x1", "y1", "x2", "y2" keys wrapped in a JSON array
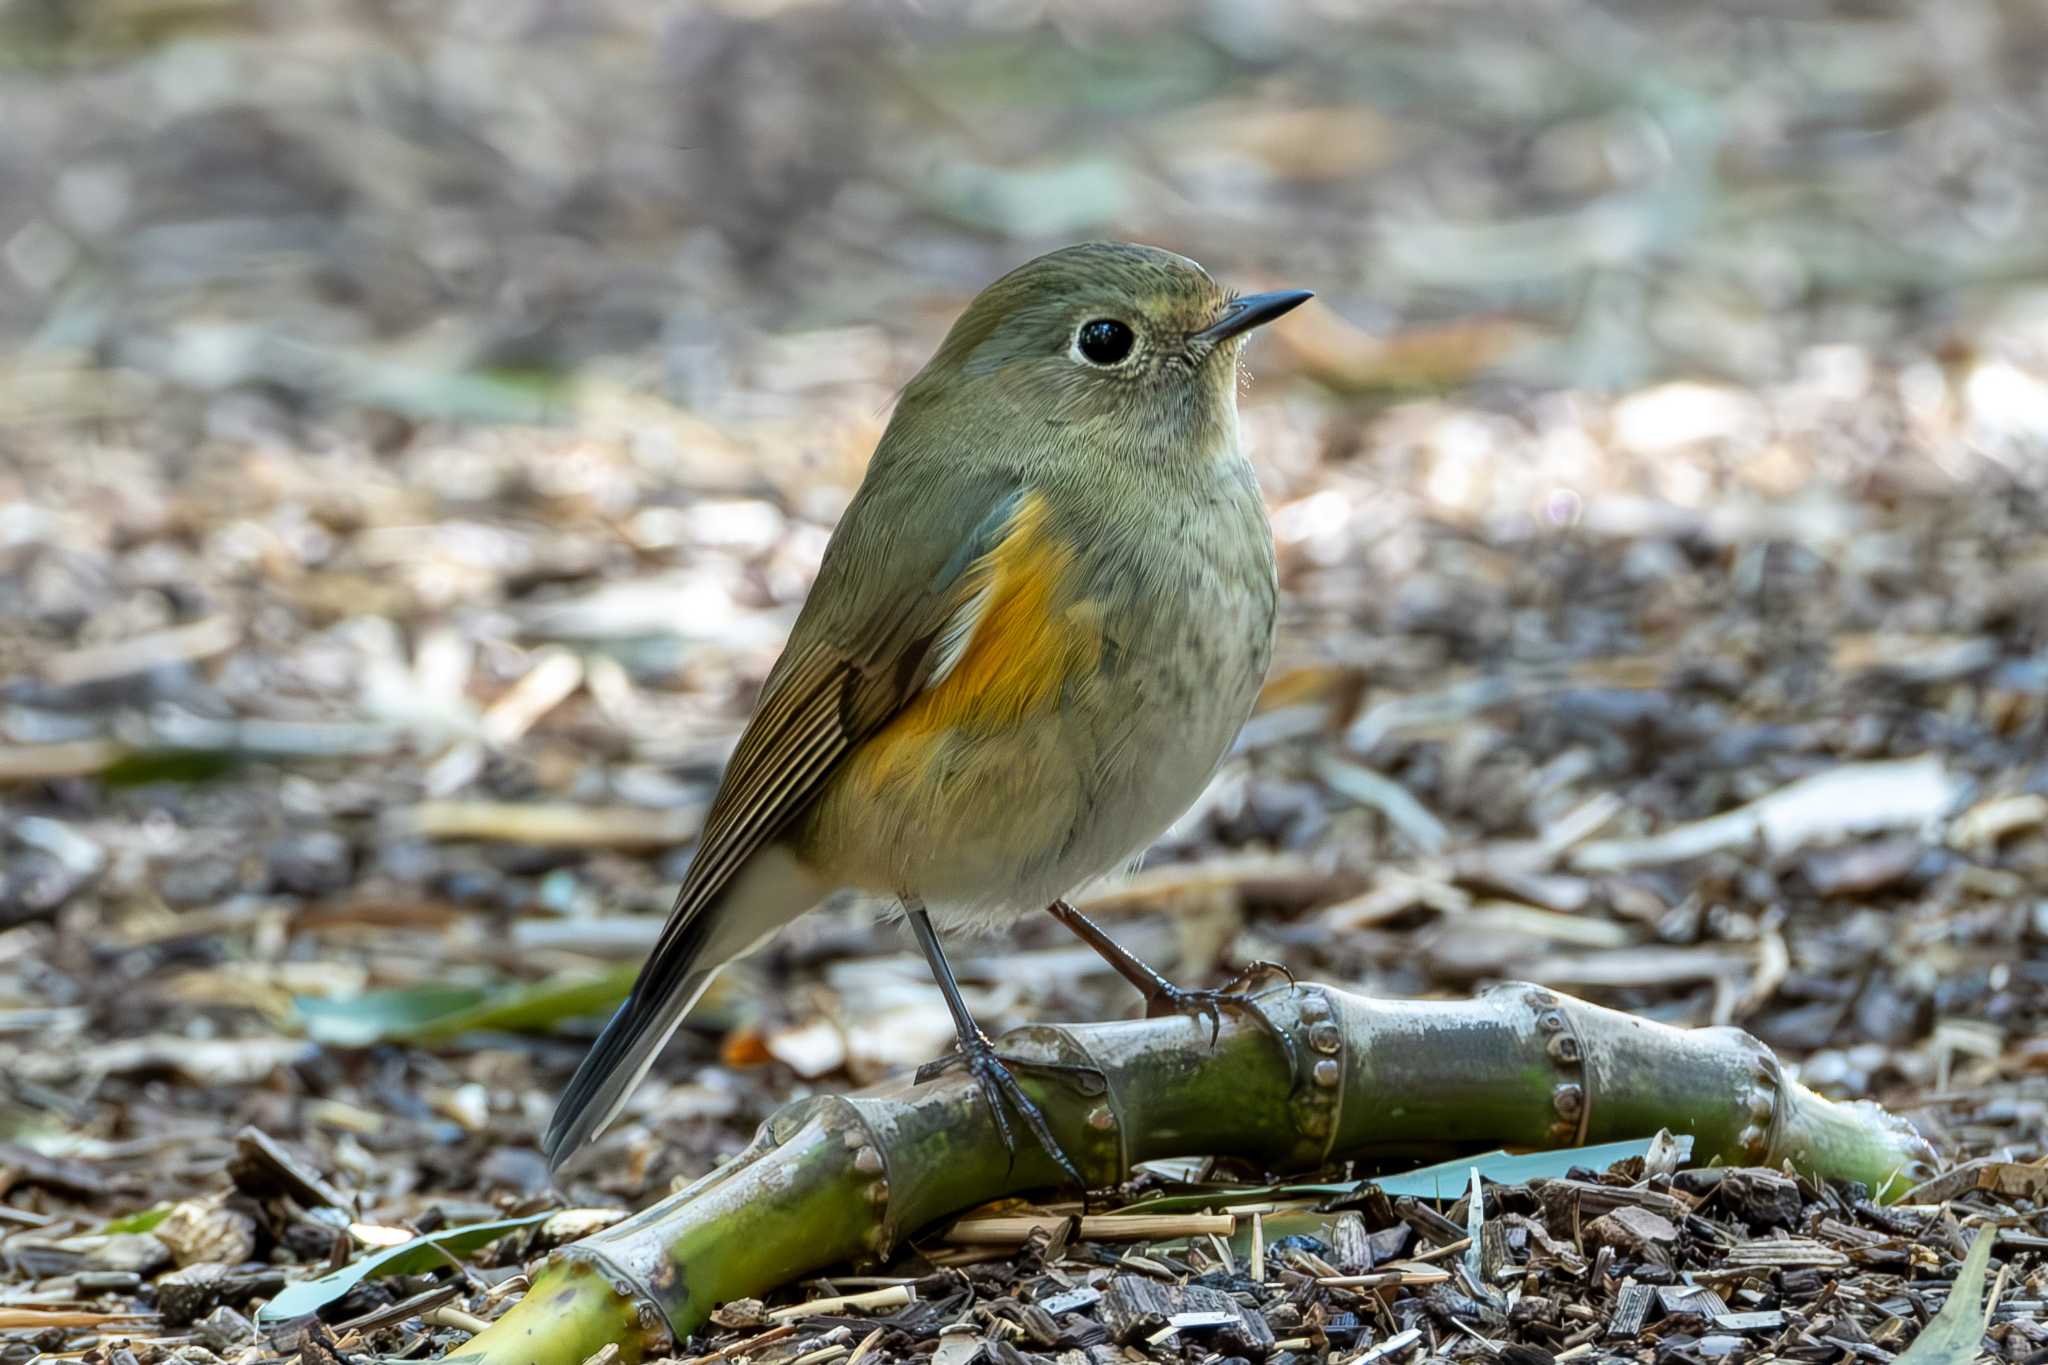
[
  {"x1": 1045, "y1": 898, "x2": 1302, "y2": 1078},
  {"x1": 904, "y1": 902, "x2": 1095, "y2": 1189}
]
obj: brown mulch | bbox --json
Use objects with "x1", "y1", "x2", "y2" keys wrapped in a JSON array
[{"x1": 3, "y1": 3, "x2": 2048, "y2": 1363}]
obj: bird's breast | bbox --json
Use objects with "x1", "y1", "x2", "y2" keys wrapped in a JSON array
[
  {"x1": 800, "y1": 466, "x2": 1276, "y2": 910},
  {"x1": 838, "y1": 490, "x2": 1105, "y2": 804}
]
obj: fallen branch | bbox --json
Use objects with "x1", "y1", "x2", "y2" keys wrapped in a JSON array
[{"x1": 447, "y1": 981, "x2": 1931, "y2": 1365}]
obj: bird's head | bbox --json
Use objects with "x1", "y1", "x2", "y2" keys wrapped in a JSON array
[{"x1": 900, "y1": 241, "x2": 1312, "y2": 468}]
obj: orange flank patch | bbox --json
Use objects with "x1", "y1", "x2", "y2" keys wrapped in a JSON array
[{"x1": 846, "y1": 493, "x2": 1099, "y2": 794}]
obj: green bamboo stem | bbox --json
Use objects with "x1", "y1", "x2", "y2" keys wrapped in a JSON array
[{"x1": 449, "y1": 981, "x2": 1932, "y2": 1365}]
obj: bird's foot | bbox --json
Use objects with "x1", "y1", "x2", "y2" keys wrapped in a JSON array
[
  {"x1": 1144, "y1": 959, "x2": 1295, "y2": 1038},
  {"x1": 915, "y1": 1031, "x2": 1098, "y2": 1189},
  {"x1": 1145, "y1": 960, "x2": 1305, "y2": 1085}
]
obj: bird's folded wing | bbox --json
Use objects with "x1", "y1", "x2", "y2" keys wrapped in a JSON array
[
  {"x1": 635, "y1": 476, "x2": 1029, "y2": 987},
  {"x1": 544, "y1": 470, "x2": 1044, "y2": 1168}
]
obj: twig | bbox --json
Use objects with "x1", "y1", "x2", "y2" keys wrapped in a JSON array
[
  {"x1": 765, "y1": 1286, "x2": 912, "y2": 1321},
  {"x1": 787, "y1": 1346, "x2": 849, "y2": 1365},
  {"x1": 681, "y1": 1324, "x2": 795, "y2": 1365},
  {"x1": 388, "y1": 800, "x2": 704, "y2": 848},
  {"x1": 844, "y1": 1327, "x2": 885, "y2": 1365},
  {"x1": 0, "y1": 1309, "x2": 156, "y2": 1329},
  {"x1": 1318, "y1": 1269, "x2": 1452, "y2": 1290},
  {"x1": 332, "y1": 1284, "x2": 463, "y2": 1336},
  {"x1": 941, "y1": 1213, "x2": 1234, "y2": 1245},
  {"x1": 1408, "y1": 1236, "x2": 1475, "y2": 1263},
  {"x1": 423, "y1": 1305, "x2": 494, "y2": 1337},
  {"x1": 0, "y1": 740, "x2": 126, "y2": 783},
  {"x1": 40, "y1": 614, "x2": 240, "y2": 687}
]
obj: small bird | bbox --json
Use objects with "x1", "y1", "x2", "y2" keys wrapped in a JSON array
[{"x1": 545, "y1": 242, "x2": 1311, "y2": 1182}]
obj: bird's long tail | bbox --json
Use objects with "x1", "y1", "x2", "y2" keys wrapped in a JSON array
[{"x1": 543, "y1": 845, "x2": 822, "y2": 1172}]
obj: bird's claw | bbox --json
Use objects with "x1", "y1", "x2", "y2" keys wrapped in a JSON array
[
  {"x1": 917, "y1": 1032, "x2": 1096, "y2": 1189},
  {"x1": 1143, "y1": 961, "x2": 1305, "y2": 1083},
  {"x1": 1228, "y1": 958, "x2": 1298, "y2": 991},
  {"x1": 1143, "y1": 960, "x2": 1295, "y2": 1040}
]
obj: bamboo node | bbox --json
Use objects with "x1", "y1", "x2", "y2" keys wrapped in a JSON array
[
  {"x1": 1516, "y1": 983, "x2": 1592, "y2": 1146},
  {"x1": 1281, "y1": 987, "x2": 1343, "y2": 1164}
]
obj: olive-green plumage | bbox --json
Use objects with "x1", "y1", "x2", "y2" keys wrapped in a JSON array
[{"x1": 547, "y1": 243, "x2": 1311, "y2": 1174}]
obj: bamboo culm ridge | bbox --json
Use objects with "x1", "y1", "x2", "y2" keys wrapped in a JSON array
[{"x1": 448, "y1": 980, "x2": 1935, "y2": 1365}]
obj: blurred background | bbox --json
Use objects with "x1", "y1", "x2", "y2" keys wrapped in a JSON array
[{"x1": 2, "y1": 0, "x2": 2045, "y2": 1221}]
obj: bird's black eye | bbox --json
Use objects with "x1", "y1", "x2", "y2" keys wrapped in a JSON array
[{"x1": 1076, "y1": 318, "x2": 1135, "y2": 365}]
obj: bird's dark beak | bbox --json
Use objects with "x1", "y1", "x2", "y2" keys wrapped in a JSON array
[{"x1": 1194, "y1": 289, "x2": 1314, "y2": 344}]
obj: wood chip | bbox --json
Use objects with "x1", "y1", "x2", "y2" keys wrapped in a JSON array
[
  {"x1": 228, "y1": 1126, "x2": 354, "y2": 1213},
  {"x1": 1100, "y1": 1276, "x2": 1176, "y2": 1345},
  {"x1": 1346, "y1": 1327, "x2": 1425, "y2": 1364},
  {"x1": 1972, "y1": 1161, "x2": 2048, "y2": 1200},
  {"x1": 1036, "y1": 1288, "x2": 1101, "y2": 1315},
  {"x1": 1571, "y1": 755, "x2": 1963, "y2": 871},
  {"x1": 1722, "y1": 1238, "x2": 1852, "y2": 1271},
  {"x1": 480, "y1": 648, "x2": 585, "y2": 746},
  {"x1": 1720, "y1": 1168, "x2": 1803, "y2": 1229},
  {"x1": 40, "y1": 614, "x2": 241, "y2": 687},
  {"x1": 1607, "y1": 1281, "x2": 1657, "y2": 1338},
  {"x1": 1714, "y1": 1311, "x2": 1788, "y2": 1333}
]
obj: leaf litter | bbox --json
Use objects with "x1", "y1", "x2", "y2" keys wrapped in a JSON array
[{"x1": 2, "y1": 2, "x2": 2047, "y2": 1364}]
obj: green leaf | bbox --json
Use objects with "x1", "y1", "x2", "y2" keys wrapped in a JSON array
[
  {"x1": 295, "y1": 985, "x2": 493, "y2": 1047},
  {"x1": 99, "y1": 748, "x2": 241, "y2": 787},
  {"x1": 400, "y1": 967, "x2": 637, "y2": 1043},
  {"x1": 294, "y1": 967, "x2": 634, "y2": 1046},
  {"x1": 258, "y1": 1214, "x2": 553, "y2": 1322},
  {"x1": 1370, "y1": 1135, "x2": 1689, "y2": 1199},
  {"x1": 1894, "y1": 1225, "x2": 1997, "y2": 1365},
  {"x1": 96, "y1": 1202, "x2": 173, "y2": 1234},
  {"x1": 1118, "y1": 1135, "x2": 1679, "y2": 1214}
]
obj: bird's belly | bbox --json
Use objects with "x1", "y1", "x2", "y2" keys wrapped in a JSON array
[{"x1": 798, "y1": 558, "x2": 1272, "y2": 923}]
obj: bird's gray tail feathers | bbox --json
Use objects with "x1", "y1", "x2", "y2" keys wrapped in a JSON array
[
  {"x1": 542, "y1": 846, "x2": 822, "y2": 1173},
  {"x1": 542, "y1": 965, "x2": 717, "y2": 1172}
]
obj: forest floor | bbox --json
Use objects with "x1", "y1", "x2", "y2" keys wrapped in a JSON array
[{"x1": 3, "y1": 4, "x2": 2048, "y2": 1363}]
